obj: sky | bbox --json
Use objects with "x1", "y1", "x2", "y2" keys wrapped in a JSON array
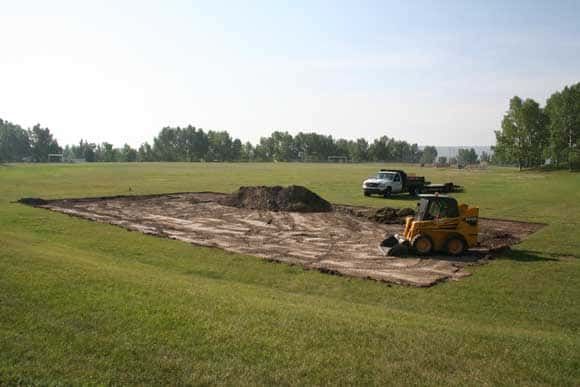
[{"x1": 1, "y1": 0, "x2": 579, "y2": 147}]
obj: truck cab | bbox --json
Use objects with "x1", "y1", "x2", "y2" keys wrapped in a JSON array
[{"x1": 362, "y1": 170, "x2": 404, "y2": 197}]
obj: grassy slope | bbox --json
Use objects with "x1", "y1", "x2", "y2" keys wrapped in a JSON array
[{"x1": 0, "y1": 163, "x2": 579, "y2": 385}]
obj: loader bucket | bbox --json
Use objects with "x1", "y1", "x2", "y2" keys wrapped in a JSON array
[
  {"x1": 380, "y1": 235, "x2": 399, "y2": 247},
  {"x1": 379, "y1": 235, "x2": 409, "y2": 257}
]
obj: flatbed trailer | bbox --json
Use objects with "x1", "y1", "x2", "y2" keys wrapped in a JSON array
[{"x1": 421, "y1": 182, "x2": 463, "y2": 193}]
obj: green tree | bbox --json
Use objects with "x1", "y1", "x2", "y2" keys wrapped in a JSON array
[
  {"x1": 120, "y1": 144, "x2": 137, "y2": 162},
  {"x1": 179, "y1": 126, "x2": 209, "y2": 161},
  {"x1": 231, "y1": 139, "x2": 242, "y2": 161},
  {"x1": 420, "y1": 146, "x2": 438, "y2": 164},
  {"x1": 545, "y1": 83, "x2": 580, "y2": 170},
  {"x1": 153, "y1": 127, "x2": 180, "y2": 161},
  {"x1": 480, "y1": 151, "x2": 491, "y2": 163},
  {"x1": 348, "y1": 138, "x2": 369, "y2": 162},
  {"x1": 0, "y1": 119, "x2": 31, "y2": 162},
  {"x1": 63, "y1": 139, "x2": 92, "y2": 161},
  {"x1": 138, "y1": 142, "x2": 156, "y2": 162},
  {"x1": 270, "y1": 131, "x2": 296, "y2": 161},
  {"x1": 207, "y1": 131, "x2": 233, "y2": 161},
  {"x1": 368, "y1": 136, "x2": 391, "y2": 161},
  {"x1": 29, "y1": 124, "x2": 61, "y2": 162},
  {"x1": 494, "y1": 96, "x2": 548, "y2": 169},
  {"x1": 410, "y1": 143, "x2": 422, "y2": 163},
  {"x1": 457, "y1": 148, "x2": 479, "y2": 165},
  {"x1": 240, "y1": 141, "x2": 254, "y2": 161},
  {"x1": 84, "y1": 143, "x2": 97, "y2": 162},
  {"x1": 334, "y1": 139, "x2": 350, "y2": 159},
  {"x1": 521, "y1": 99, "x2": 549, "y2": 167},
  {"x1": 254, "y1": 137, "x2": 274, "y2": 161},
  {"x1": 101, "y1": 142, "x2": 118, "y2": 162},
  {"x1": 293, "y1": 132, "x2": 337, "y2": 161}
]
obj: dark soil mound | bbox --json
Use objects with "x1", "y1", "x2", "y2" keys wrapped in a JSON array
[
  {"x1": 370, "y1": 207, "x2": 416, "y2": 224},
  {"x1": 220, "y1": 185, "x2": 332, "y2": 212},
  {"x1": 478, "y1": 229, "x2": 518, "y2": 251},
  {"x1": 18, "y1": 197, "x2": 49, "y2": 206}
]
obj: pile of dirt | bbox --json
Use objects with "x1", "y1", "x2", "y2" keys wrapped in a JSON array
[
  {"x1": 369, "y1": 207, "x2": 416, "y2": 224},
  {"x1": 219, "y1": 185, "x2": 333, "y2": 213}
]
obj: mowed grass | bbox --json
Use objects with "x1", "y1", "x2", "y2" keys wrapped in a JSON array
[{"x1": 0, "y1": 162, "x2": 579, "y2": 385}]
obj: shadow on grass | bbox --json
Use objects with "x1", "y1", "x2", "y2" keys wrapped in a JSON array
[
  {"x1": 421, "y1": 249, "x2": 562, "y2": 264},
  {"x1": 495, "y1": 249, "x2": 562, "y2": 262}
]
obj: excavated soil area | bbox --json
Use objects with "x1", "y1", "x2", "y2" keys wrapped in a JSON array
[{"x1": 22, "y1": 192, "x2": 544, "y2": 287}]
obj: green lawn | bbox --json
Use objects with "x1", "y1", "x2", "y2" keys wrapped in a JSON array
[{"x1": 1, "y1": 163, "x2": 579, "y2": 385}]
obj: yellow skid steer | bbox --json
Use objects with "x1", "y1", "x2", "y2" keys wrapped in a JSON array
[{"x1": 380, "y1": 194, "x2": 479, "y2": 256}]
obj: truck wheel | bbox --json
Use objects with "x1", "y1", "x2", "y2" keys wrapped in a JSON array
[
  {"x1": 445, "y1": 237, "x2": 466, "y2": 256},
  {"x1": 364, "y1": 191, "x2": 370, "y2": 197},
  {"x1": 383, "y1": 187, "x2": 392, "y2": 198},
  {"x1": 411, "y1": 235, "x2": 433, "y2": 255},
  {"x1": 408, "y1": 187, "x2": 415, "y2": 196}
]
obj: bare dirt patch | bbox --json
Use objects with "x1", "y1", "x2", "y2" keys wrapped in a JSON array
[{"x1": 20, "y1": 191, "x2": 544, "y2": 287}]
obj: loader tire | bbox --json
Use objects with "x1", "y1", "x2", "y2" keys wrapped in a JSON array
[
  {"x1": 411, "y1": 234, "x2": 433, "y2": 255},
  {"x1": 445, "y1": 237, "x2": 466, "y2": 256}
]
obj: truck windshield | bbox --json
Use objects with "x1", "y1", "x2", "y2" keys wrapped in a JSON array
[{"x1": 376, "y1": 172, "x2": 396, "y2": 181}]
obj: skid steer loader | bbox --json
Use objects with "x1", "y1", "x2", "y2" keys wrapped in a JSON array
[{"x1": 380, "y1": 194, "x2": 479, "y2": 256}]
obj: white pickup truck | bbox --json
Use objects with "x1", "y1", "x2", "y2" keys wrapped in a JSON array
[
  {"x1": 362, "y1": 169, "x2": 426, "y2": 197},
  {"x1": 363, "y1": 169, "x2": 461, "y2": 198}
]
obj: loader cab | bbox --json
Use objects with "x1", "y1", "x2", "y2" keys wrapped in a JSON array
[{"x1": 416, "y1": 195, "x2": 459, "y2": 221}]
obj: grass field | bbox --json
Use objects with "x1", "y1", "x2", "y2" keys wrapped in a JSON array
[{"x1": 1, "y1": 163, "x2": 579, "y2": 385}]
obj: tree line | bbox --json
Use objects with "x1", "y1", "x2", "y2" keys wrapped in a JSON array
[
  {"x1": 0, "y1": 119, "x2": 62, "y2": 162},
  {"x1": 493, "y1": 82, "x2": 579, "y2": 170},
  {"x1": 0, "y1": 118, "x2": 492, "y2": 165},
  {"x1": 1, "y1": 120, "x2": 450, "y2": 164}
]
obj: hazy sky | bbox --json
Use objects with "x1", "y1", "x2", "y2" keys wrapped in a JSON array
[{"x1": 1, "y1": 1, "x2": 579, "y2": 147}]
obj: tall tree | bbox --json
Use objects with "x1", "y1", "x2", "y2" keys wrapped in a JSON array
[
  {"x1": 368, "y1": 136, "x2": 391, "y2": 161},
  {"x1": 101, "y1": 142, "x2": 118, "y2": 162},
  {"x1": 420, "y1": 146, "x2": 438, "y2": 164},
  {"x1": 207, "y1": 131, "x2": 233, "y2": 161},
  {"x1": 179, "y1": 126, "x2": 209, "y2": 161},
  {"x1": 270, "y1": 131, "x2": 296, "y2": 161},
  {"x1": 457, "y1": 148, "x2": 479, "y2": 165},
  {"x1": 153, "y1": 127, "x2": 180, "y2": 161},
  {"x1": 231, "y1": 138, "x2": 242, "y2": 161},
  {"x1": 138, "y1": 142, "x2": 156, "y2": 162},
  {"x1": 120, "y1": 144, "x2": 137, "y2": 162},
  {"x1": 29, "y1": 124, "x2": 61, "y2": 162},
  {"x1": 480, "y1": 151, "x2": 491, "y2": 163},
  {"x1": 494, "y1": 96, "x2": 548, "y2": 169},
  {"x1": 84, "y1": 143, "x2": 97, "y2": 162},
  {"x1": 545, "y1": 83, "x2": 580, "y2": 170},
  {"x1": 240, "y1": 141, "x2": 254, "y2": 161},
  {"x1": 349, "y1": 138, "x2": 369, "y2": 162},
  {"x1": 521, "y1": 99, "x2": 549, "y2": 167},
  {"x1": 0, "y1": 119, "x2": 31, "y2": 162}
]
